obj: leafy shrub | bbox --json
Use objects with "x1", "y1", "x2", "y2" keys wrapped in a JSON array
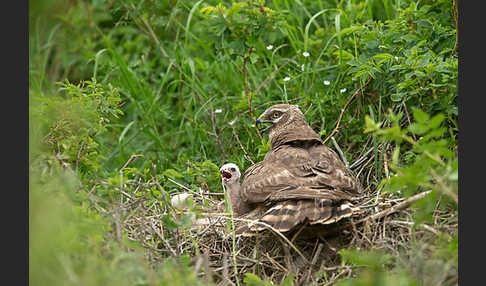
[
  {"x1": 365, "y1": 107, "x2": 457, "y2": 222},
  {"x1": 30, "y1": 0, "x2": 457, "y2": 285}
]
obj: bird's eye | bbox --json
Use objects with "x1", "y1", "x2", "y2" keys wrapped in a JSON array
[
  {"x1": 230, "y1": 167, "x2": 236, "y2": 172},
  {"x1": 272, "y1": 111, "x2": 281, "y2": 118}
]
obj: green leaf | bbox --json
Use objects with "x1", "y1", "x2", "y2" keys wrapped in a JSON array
[
  {"x1": 412, "y1": 108, "x2": 430, "y2": 123},
  {"x1": 249, "y1": 53, "x2": 260, "y2": 64},
  {"x1": 414, "y1": 70, "x2": 426, "y2": 77},
  {"x1": 364, "y1": 115, "x2": 380, "y2": 133},
  {"x1": 378, "y1": 125, "x2": 403, "y2": 140},
  {"x1": 338, "y1": 26, "x2": 364, "y2": 36},
  {"x1": 243, "y1": 273, "x2": 273, "y2": 286},
  {"x1": 429, "y1": 113, "x2": 445, "y2": 129},
  {"x1": 373, "y1": 53, "x2": 394, "y2": 64},
  {"x1": 161, "y1": 215, "x2": 180, "y2": 230},
  {"x1": 408, "y1": 122, "x2": 429, "y2": 135},
  {"x1": 332, "y1": 49, "x2": 354, "y2": 60},
  {"x1": 392, "y1": 146, "x2": 400, "y2": 166},
  {"x1": 118, "y1": 121, "x2": 135, "y2": 143},
  {"x1": 280, "y1": 274, "x2": 295, "y2": 286},
  {"x1": 390, "y1": 92, "x2": 405, "y2": 102},
  {"x1": 163, "y1": 169, "x2": 184, "y2": 179}
]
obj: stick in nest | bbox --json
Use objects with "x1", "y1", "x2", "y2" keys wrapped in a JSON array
[
  {"x1": 330, "y1": 190, "x2": 433, "y2": 234},
  {"x1": 227, "y1": 216, "x2": 310, "y2": 265},
  {"x1": 331, "y1": 136, "x2": 349, "y2": 168},
  {"x1": 360, "y1": 190, "x2": 432, "y2": 223}
]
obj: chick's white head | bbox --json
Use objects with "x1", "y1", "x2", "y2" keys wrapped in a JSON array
[{"x1": 219, "y1": 163, "x2": 241, "y2": 186}]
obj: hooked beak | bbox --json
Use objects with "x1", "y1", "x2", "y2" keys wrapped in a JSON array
[{"x1": 256, "y1": 117, "x2": 272, "y2": 134}]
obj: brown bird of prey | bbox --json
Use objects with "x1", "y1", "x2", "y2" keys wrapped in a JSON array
[{"x1": 239, "y1": 104, "x2": 362, "y2": 234}]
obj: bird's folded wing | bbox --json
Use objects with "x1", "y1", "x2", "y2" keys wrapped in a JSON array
[
  {"x1": 241, "y1": 143, "x2": 362, "y2": 204},
  {"x1": 267, "y1": 186, "x2": 357, "y2": 202}
]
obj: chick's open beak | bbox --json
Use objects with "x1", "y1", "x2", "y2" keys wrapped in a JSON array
[{"x1": 220, "y1": 169, "x2": 232, "y2": 182}]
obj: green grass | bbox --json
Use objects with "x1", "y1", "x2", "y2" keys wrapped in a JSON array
[{"x1": 30, "y1": 0, "x2": 457, "y2": 285}]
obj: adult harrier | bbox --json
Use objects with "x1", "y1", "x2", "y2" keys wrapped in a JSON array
[{"x1": 240, "y1": 104, "x2": 362, "y2": 233}]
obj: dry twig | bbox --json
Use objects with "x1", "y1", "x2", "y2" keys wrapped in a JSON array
[{"x1": 331, "y1": 136, "x2": 349, "y2": 168}]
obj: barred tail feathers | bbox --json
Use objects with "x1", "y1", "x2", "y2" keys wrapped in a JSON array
[{"x1": 243, "y1": 199, "x2": 356, "y2": 235}]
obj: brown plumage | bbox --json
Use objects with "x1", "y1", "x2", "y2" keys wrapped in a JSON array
[{"x1": 239, "y1": 104, "x2": 362, "y2": 235}]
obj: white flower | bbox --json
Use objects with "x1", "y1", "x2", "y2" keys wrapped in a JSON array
[
  {"x1": 283, "y1": 76, "x2": 291, "y2": 82},
  {"x1": 340, "y1": 88, "x2": 347, "y2": 93},
  {"x1": 323, "y1": 80, "x2": 330, "y2": 86},
  {"x1": 302, "y1": 51, "x2": 310, "y2": 57},
  {"x1": 214, "y1": 108, "x2": 222, "y2": 113},
  {"x1": 301, "y1": 64, "x2": 305, "y2": 72},
  {"x1": 266, "y1": 45, "x2": 274, "y2": 50}
]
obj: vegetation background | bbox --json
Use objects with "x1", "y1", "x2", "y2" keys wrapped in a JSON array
[{"x1": 29, "y1": 0, "x2": 458, "y2": 285}]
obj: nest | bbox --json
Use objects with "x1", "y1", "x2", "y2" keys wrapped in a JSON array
[
  {"x1": 103, "y1": 180, "x2": 443, "y2": 286},
  {"x1": 95, "y1": 146, "x2": 455, "y2": 285}
]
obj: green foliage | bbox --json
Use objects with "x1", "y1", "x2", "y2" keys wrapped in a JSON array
[
  {"x1": 365, "y1": 107, "x2": 457, "y2": 223},
  {"x1": 335, "y1": 233, "x2": 458, "y2": 286},
  {"x1": 336, "y1": 248, "x2": 412, "y2": 286},
  {"x1": 243, "y1": 273, "x2": 294, "y2": 286},
  {"x1": 200, "y1": 1, "x2": 286, "y2": 56},
  {"x1": 30, "y1": 79, "x2": 123, "y2": 178},
  {"x1": 30, "y1": 169, "x2": 146, "y2": 286},
  {"x1": 154, "y1": 256, "x2": 214, "y2": 286},
  {"x1": 29, "y1": 75, "x2": 212, "y2": 286},
  {"x1": 178, "y1": 159, "x2": 222, "y2": 192},
  {"x1": 30, "y1": 0, "x2": 457, "y2": 285}
]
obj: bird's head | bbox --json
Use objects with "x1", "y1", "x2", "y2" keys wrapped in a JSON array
[
  {"x1": 219, "y1": 163, "x2": 241, "y2": 185},
  {"x1": 256, "y1": 104, "x2": 306, "y2": 138}
]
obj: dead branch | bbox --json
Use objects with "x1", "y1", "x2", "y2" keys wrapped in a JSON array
[
  {"x1": 120, "y1": 154, "x2": 144, "y2": 172},
  {"x1": 357, "y1": 190, "x2": 432, "y2": 224}
]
